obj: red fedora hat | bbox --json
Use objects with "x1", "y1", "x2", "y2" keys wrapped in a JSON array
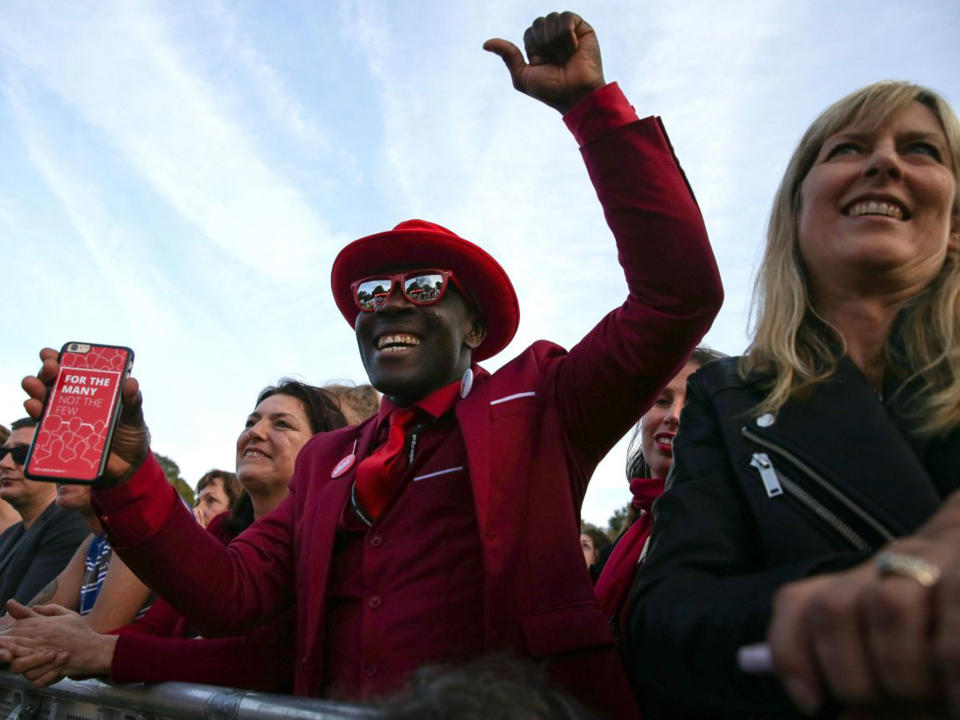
[{"x1": 331, "y1": 219, "x2": 520, "y2": 362}]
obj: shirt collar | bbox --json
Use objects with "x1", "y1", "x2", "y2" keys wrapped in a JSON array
[{"x1": 377, "y1": 378, "x2": 462, "y2": 426}]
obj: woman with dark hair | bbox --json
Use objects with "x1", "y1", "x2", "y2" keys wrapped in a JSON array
[
  {"x1": 580, "y1": 525, "x2": 611, "y2": 570},
  {"x1": 0, "y1": 379, "x2": 351, "y2": 690},
  {"x1": 629, "y1": 81, "x2": 960, "y2": 716},
  {"x1": 592, "y1": 347, "x2": 724, "y2": 626}
]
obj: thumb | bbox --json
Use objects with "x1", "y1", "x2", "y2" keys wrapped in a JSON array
[
  {"x1": 6, "y1": 601, "x2": 38, "y2": 621},
  {"x1": 483, "y1": 38, "x2": 527, "y2": 88},
  {"x1": 31, "y1": 604, "x2": 72, "y2": 617}
]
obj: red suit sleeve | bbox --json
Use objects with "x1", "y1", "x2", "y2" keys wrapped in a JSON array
[
  {"x1": 93, "y1": 453, "x2": 296, "y2": 634},
  {"x1": 110, "y1": 611, "x2": 294, "y2": 691},
  {"x1": 550, "y1": 83, "x2": 723, "y2": 495}
]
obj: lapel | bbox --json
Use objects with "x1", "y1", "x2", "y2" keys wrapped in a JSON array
[
  {"x1": 456, "y1": 367, "x2": 493, "y2": 536},
  {"x1": 303, "y1": 419, "x2": 381, "y2": 661},
  {"x1": 745, "y1": 358, "x2": 942, "y2": 536}
]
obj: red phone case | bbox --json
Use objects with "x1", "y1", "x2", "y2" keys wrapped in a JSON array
[{"x1": 25, "y1": 343, "x2": 134, "y2": 484}]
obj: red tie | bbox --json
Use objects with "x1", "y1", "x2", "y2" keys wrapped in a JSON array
[{"x1": 352, "y1": 407, "x2": 419, "y2": 523}]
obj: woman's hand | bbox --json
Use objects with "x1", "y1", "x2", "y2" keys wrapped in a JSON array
[
  {"x1": 483, "y1": 11, "x2": 605, "y2": 115},
  {"x1": 768, "y1": 496, "x2": 960, "y2": 716},
  {"x1": 21, "y1": 347, "x2": 149, "y2": 485}
]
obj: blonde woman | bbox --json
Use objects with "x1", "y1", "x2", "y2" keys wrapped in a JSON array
[{"x1": 629, "y1": 81, "x2": 960, "y2": 716}]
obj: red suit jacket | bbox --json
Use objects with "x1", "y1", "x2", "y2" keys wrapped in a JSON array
[{"x1": 94, "y1": 84, "x2": 722, "y2": 718}]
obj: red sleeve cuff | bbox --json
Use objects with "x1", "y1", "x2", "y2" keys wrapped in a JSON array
[
  {"x1": 563, "y1": 82, "x2": 641, "y2": 146},
  {"x1": 91, "y1": 452, "x2": 179, "y2": 547}
]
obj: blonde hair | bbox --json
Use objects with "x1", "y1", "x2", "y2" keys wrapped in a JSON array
[
  {"x1": 323, "y1": 383, "x2": 381, "y2": 425},
  {"x1": 743, "y1": 81, "x2": 960, "y2": 434}
]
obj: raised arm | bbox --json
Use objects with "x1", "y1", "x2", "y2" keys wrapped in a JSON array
[{"x1": 486, "y1": 14, "x2": 723, "y2": 476}]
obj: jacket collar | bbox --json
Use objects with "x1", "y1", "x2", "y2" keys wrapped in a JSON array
[{"x1": 744, "y1": 356, "x2": 942, "y2": 536}]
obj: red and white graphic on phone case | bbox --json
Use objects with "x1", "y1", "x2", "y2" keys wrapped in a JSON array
[{"x1": 28, "y1": 347, "x2": 128, "y2": 480}]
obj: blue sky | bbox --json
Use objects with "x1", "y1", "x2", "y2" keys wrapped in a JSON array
[{"x1": 2, "y1": 0, "x2": 958, "y2": 526}]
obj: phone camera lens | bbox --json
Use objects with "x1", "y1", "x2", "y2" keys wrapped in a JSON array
[{"x1": 69, "y1": 344, "x2": 77, "y2": 351}]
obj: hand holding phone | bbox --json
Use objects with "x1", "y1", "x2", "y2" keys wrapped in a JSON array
[{"x1": 22, "y1": 344, "x2": 148, "y2": 485}]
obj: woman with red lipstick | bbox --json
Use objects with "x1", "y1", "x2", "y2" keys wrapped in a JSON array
[
  {"x1": 628, "y1": 81, "x2": 960, "y2": 717},
  {"x1": 593, "y1": 347, "x2": 723, "y2": 625}
]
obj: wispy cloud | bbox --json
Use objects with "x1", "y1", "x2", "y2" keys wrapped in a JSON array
[
  {"x1": 0, "y1": 0, "x2": 344, "y2": 284},
  {"x1": 2, "y1": 71, "x2": 180, "y2": 337}
]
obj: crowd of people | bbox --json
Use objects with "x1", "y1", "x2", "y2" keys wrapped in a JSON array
[{"x1": 0, "y1": 9, "x2": 958, "y2": 720}]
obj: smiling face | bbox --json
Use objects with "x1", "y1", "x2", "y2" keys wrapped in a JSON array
[
  {"x1": 639, "y1": 361, "x2": 699, "y2": 480},
  {"x1": 354, "y1": 271, "x2": 486, "y2": 404},
  {"x1": 798, "y1": 101, "x2": 959, "y2": 302},
  {"x1": 235, "y1": 394, "x2": 314, "y2": 495}
]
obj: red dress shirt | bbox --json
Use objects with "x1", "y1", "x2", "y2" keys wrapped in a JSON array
[{"x1": 325, "y1": 379, "x2": 484, "y2": 698}]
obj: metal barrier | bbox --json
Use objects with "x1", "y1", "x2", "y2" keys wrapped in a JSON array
[{"x1": 0, "y1": 671, "x2": 376, "y2": 720}]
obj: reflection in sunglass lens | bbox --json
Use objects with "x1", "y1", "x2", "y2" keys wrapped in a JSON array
[
  {"x1": 402, "y1": 274, "x2": 445, "y2": 304},
  {"x1": 355, "y1": 278, "x2": 393, "y2": 311},
  {"x1": 0, "y1": 446, "x2": 29, "y2": 465}
]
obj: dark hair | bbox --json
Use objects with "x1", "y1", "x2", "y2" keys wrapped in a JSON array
[
  {"x1": 0, "y1": 425, "x2": 8, "y2": 445},
  {"x1": 196, "y1": 469, "x2": 242, "y2": 508},
  {"x1": 257, "y1": 378, "x2": 347, "y2": 435},
  {"x1": 580, "y1": 524, "x2": 611, "y2": 555},
  {"x1": 225, "y1": 379, "x2": 348, "y2": 538},
  {"x1": 374, "y1": 655, "x2": 599, "y2": 720},
  {"x1": 625, "y1": 347, "x2": 727, "y2": 479},
  {"x1": 10, "y1": 417, "x2": 37, "y2": 431}
]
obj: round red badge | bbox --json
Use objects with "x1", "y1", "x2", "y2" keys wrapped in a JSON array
[{"x1": 331, "y1": 454, "x2": 356, "y2": 478}]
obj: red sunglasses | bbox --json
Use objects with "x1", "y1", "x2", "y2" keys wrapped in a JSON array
[{"x1": 351, "y1": 269, "x2": 462, "y2": 312}]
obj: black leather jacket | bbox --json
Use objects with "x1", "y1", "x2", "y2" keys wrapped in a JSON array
[{"x1": 627, "y1": 356, "x2": 960, "y2": 718}]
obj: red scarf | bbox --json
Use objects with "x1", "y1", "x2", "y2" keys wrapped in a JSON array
[{"x1": 594, "y1": 477, "x2": 665, "y2": 625}]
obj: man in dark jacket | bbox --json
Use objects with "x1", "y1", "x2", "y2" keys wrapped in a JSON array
[{"x1": 0, "y1": 418, "x2": 88, "y2": 605}]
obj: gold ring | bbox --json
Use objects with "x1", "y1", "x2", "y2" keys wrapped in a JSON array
[{"x1": 875, "y1": 551, "x2": 941, "y2": 588}]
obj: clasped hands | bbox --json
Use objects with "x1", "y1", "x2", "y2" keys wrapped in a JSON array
[{"x1": 0, "y1": 601, "x2": 115, "y2": 687}]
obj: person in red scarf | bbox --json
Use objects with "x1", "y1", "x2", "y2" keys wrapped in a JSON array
[
  {"x1": 594, "y1": 347, "x2": 725, "y2": 629},
  {"x1": 14, "y1": 11, "x2": 722, "y2": 718}
]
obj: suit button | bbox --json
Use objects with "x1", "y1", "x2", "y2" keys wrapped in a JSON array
[
  {"x1": 370, "y1": 534, "x2": 383, "y2": 547},
  {"x1": 364, "y1": 663, "x2": 377, "y2": 678},
  {"x1": 368, "y1": 595, "x2": 382, "y2": 609}
]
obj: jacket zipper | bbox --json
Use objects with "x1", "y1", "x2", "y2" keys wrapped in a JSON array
[{"x1": 743, "y1": 427, "x2": 895, "y2": 549}]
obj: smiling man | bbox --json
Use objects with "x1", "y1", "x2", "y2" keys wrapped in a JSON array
[{"x1": 15, "y1": 12, "x2": 721, "y2": 718}]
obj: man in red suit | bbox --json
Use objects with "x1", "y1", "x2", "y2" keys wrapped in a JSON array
[{"x1": 15, "y1": 11, "x2": 722, "y2": 718}]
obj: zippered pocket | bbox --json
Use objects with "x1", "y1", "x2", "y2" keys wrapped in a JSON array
[
  {"x1": 749, "y1": 451, "x2": 870, "y2": 552},
  {"x1": 743, "y1": 427, "x2": 894, "y2": 551}
]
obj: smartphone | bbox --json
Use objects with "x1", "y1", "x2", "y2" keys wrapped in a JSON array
[{"x1": 25, "y1": 342, "x2": 134, "y2": 484}]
